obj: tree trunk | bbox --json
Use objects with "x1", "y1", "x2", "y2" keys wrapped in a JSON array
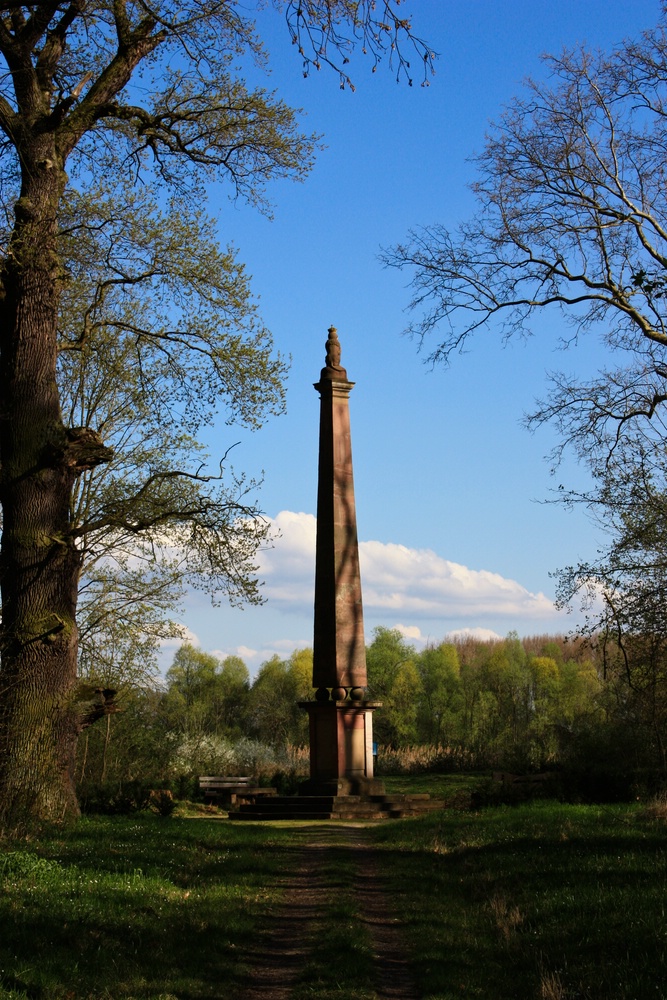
[{"x1": 0, "y1": 134, "x2": 82, "y2": 830}]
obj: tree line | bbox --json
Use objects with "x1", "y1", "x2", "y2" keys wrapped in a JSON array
[{"x1": 75, "y1": 623, "x2": 667, "y2": 806}]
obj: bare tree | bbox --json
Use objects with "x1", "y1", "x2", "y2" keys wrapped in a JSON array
[{"x1": 384, "y1": 8, "x2": 667, "y2": 469}]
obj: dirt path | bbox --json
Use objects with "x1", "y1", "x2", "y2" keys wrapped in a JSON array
[{"x1": 239, "y1": 824, "x2": 420, "y2": 1000}]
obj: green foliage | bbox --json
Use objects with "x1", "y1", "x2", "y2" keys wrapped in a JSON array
[
  {"x1": 371, "y1": 633, "x2": 621, "y2": 785},
  {"x1": 74, "y1": 630, "x2": 658, "y2": 803},
  {"x1": 60, "y1": 179, "x2": 290, "y2": 654},
  {"x1": 366, "y1": 626, "x2": 419, "y2": 746},
  {"x1": 162, "y1": 644, "x2": 251, "y2": 741},
  {"x1": 247, "y1": 649, "x2": 313, "y2": 747},
  {"x1": 416, "y1": 642, "x2": 462, "y2": 745}
]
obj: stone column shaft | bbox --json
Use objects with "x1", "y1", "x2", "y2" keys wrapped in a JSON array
[{"x1": 313, "y1": 376, "x2": 367, "y2": 690}]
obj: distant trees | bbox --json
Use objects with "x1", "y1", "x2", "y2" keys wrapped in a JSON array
[
  {"x1": 75, "y1": 628, "x2": 667, "y2": 801},
  {"x1": 364, "y1": 628, "x2": 602, "y2": 771},
  {"x1": 246, "y1": 649, "x2": 312, "y2": 747}
]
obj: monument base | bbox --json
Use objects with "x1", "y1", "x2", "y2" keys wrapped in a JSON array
[
  {"x1": 299, "y1": 699, "x2": 380, "y2": 793},
  {"x1": 298, "y1": 775, "x2": 385, "y2": 797}
]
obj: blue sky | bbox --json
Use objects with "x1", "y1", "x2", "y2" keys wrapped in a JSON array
[{"x1": 165, "y1": 0, "x2": 661, "y2": 674}]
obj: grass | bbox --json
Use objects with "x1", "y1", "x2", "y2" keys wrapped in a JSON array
[
  {"x1": 382, "y1": 771, "x2": 484, "y2": 803},
  {"x1": 0, "y1": 815, "x2": 295, "y2": 999},
  {"x1": 1, "y1": 793, "x2": 666, "y2": 999},
  {"x1": 291, "y1": 891, "x2": 376, "y2": 1000},
  {"x1": 371, "y1": 798, "x2": 667, "y2": 999}
]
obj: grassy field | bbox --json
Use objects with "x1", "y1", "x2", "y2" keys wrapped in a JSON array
[
  {"x1": 0, "y1": 816, "x2": 295, "y2": 999},
  {"x1": 374, "y1": 797, "x2": 667, "y2": 999},
  {"x1": 0, "y1": 790, "x2": 665, "y2": 999}
]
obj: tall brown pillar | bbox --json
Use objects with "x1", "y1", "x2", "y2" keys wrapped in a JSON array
[
  {"x1": 313, "y1": 328, "x2": 367, "y2": 692},
  {"x1": 301, "y1": 328, "x2": 382, "y2": 796}
]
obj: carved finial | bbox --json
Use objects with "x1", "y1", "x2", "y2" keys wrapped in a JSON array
[
  {"x1": 325, "y1": 326, "x2": 341, "y2": 368},
  {"x1": 321, "y1": 325, "x2": 348, "y2": 380}
]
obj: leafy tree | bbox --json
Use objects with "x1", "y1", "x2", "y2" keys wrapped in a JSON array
[
  {"x1": 366, "y1": 626, "x2": 417, "y2": 745},
  {"x1": 60, "y1": 178, "x2": 288, "y2": 650},
  {"x1": 208, "y1": 655, "x2": 251, "y2": 738},
  {"x1": 163, "y1": 644, "x2": 250, "y2": 747},
  {"x1": 163, "y1": 644, "x2": 220, "y2": 735},
  {"x1": 384, "y1": 658, "x2": 421, "y2": 747},
  {"x1": 247, "y1": 649, "x2": 312, "y2": 747},
  {"x1": 416, "y1": 642, "x2": 462, "y2": 745},
  {"x1": 480, "y1": 636, "x2": 531, "y2": 757},
  {"x1": 366, "y1": 626, "x2": 416, "y2": 699},
  {"x1": 0, "y1": 1, "x2": 433, "y2": 829}
]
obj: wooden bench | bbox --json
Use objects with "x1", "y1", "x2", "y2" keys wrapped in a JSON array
[{"x1": 199, "y1": 776, "x2": 278, "y2": 806}]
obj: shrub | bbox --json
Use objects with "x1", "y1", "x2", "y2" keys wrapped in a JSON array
[
  {"x1": 148, "y1": 789, "x2": 176, "y2": 817},
  {"x1": 169, "y1": 736, "x2": 309, "y2": 790},
  {"x1": 78, "y1": 780, "x2": 153, "y2": 815}
]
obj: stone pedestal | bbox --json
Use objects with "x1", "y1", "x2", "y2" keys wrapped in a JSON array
[{"x1": 299, "y1": 699, "x2": 382, "y2": 795}]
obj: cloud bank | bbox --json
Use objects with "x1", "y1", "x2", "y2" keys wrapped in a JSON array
[{"x1": 257, "y1": 511, "x2": 558, "y2": 622}]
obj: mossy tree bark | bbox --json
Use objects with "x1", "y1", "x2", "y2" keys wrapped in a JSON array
[{"x1": 0, "y1": 124, "x2": 83, "y2": 825}]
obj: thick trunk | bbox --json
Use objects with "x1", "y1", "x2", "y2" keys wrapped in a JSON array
[{"x1": 0, "y1": 136, "x2": 82, "y2": 829}]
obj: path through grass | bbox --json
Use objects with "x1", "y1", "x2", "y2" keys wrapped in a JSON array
[{"x1": 1, "y1": 799, "x2": 666, "y2": 998}]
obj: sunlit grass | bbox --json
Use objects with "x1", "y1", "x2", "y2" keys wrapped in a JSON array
[{"x1": 0, "y1": 815, "x2": 293, "y2": 999}]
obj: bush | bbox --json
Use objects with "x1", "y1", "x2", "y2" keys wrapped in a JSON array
[
  {"x1": 78, "y1": 780, "x2": 154, "y2": 815},
  {"x1": 169, "y1": 736, "x2": 309, "y2": 787},
  {"x1": 148, "y1": 789, "x2": 176, "y2": 817}
]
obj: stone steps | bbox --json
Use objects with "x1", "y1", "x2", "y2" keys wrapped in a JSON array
[{"x1": 228, "y1": 792, "x2": 444, "y2": 821}]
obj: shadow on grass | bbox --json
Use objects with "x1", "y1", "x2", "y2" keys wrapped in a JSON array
[{"x1": 372, "y1": 803, "x2": 667, "y2": 999}]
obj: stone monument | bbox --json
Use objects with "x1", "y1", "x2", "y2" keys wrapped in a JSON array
[
  {"x1": 228, "y1": 329, "x2": 443, "y2": 817},
  {"x1": 300, "y1": 327, "x2": 383, "y2": 796}
]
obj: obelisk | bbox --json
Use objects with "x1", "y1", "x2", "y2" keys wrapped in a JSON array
[{"x1": 301, "y1": 327, "x2": 381, "y2": 795}]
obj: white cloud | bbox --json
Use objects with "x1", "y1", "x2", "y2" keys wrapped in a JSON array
[
  {"x1": 257, "y1": 511, "x2": 559, "y2": 622},
  {"x1": 445, "y1": 627, "x2": 504, "y2": 642},
  {"x1": 235, "y1": 644, "x2": 259, "y2": 660},
  {"x1": 206, "y1": 636, "x2": 311, "y2": 674},
  {"x1": 256, "y1": 511, "x2": 317, "y2": 606},
  {"x1": 393, "y1": 624, "x2": 425, "y2": 641}
]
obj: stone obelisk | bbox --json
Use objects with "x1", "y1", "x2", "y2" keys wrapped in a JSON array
[{"x1": 301, "y1": 327, "x2": 381, "y2": 796}]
